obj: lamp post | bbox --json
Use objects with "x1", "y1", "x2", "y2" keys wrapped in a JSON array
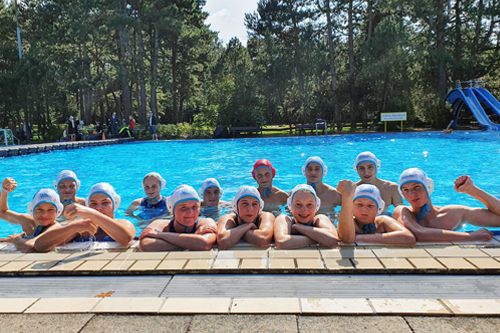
[{"x1": 15, "y1": 0, "x2": 22, "y2": 59}]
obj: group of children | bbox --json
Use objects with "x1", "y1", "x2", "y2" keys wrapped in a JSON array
[{"x1": 1, "y1": 151, "x2": 500, "y2": 253}]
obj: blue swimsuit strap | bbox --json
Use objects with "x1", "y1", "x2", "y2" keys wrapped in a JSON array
[
  {"x1": 416, "y1": 203, "x2": 432, "y2": 224},
  {"x1": 146, "y1": 197, "x2": 161, "y2": 208},
  {"x1": 309, "y1": 182, "x2": 319, "y2": 192},
  {"x1": 172, "y1": 218, "x2": 199, "y2": 234},
  {"x1": 263, "y1": 187, "x2": 272, "y2": 198},
  {"x1": 362, "y1": 223, "x2": 377, "y2": 234},
  {"x1": 62, "y1": 199, "x2": 73, "y2": 205},
  {"x1": 33, "y1": 225, "x2": 48, "y2": 237}
]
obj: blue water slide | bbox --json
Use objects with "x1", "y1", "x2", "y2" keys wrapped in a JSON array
[
  {"x1": 445, "y1": 88, "x2": 500, "y2": 131},
  {"x1": 471, "y1": 87, "x2": 500, "y2": 117}
]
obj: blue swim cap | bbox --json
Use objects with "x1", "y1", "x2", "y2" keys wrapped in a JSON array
[
  {"x1": 28, "y1": 189, "x2": 64, "y2": 218},
  {"x1": 287, "y1": 184, "x2": 321, "y2": 212},
  {"x1": 354, "y1": 184, "x2": 385, "y2": 215},
  {"x1": 231, "y1": 186, "x2": 264, "y2": 215}
]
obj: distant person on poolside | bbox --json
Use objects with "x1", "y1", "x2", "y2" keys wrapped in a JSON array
[
  {"x1": 274, "y1": 184, "x2": 338, "y2": 249},
  {"x1": 126, "y1": 172, "x2": 168, "y2": 221},
  {"x1": 252, "y1": 159, "x2": 288, "y2": 205},
  {"x1": 217, "y1": 186, "x2": 275, "y2": 249},
  {"x1": 393, "y1": 168, "x2": 500, "y2": 242},
  {"x1": 129, "y1": 115, "x2": 136, "y2": 137},
  {"x1": 199, "y1": 178, "x2": 226, "y2": 207},
  {"x1": 90, "y1": 121, "x2": 103, "y2": 140},
  {"x1": 66, "y1": 116, "x2": 77, "y2": 141},
  {"x1": 54, "y1": 170, "x2": 86, "y2": 215},
  {"x1": 354, "y1": 152, "x2": 403, "y2": 211},
  {"x1": 337, "y1": 181, "x2": 415, "y2": 245},
  {"x1": 111, "y1": 112, "x2": 119, "y2": 136},
  {"x1": 139, "y1": 185, "x2": 217, "y2": 251},
  {"x1": 149, "y1": 110, "x2": 158, "y2": 141},
  {"x1": 303, "y1": 156, "x2": 342, "y2": 207},
  {"x1": 34, "y1": 183, "x2": 136, "y2": 251},
  {"x1": 0, "y1": 182, "x2": 64, "y2": 252}
]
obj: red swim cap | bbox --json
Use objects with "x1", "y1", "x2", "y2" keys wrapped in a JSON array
[{"x1": 252, "y1": 159, "x2": 276, "y2": 179}]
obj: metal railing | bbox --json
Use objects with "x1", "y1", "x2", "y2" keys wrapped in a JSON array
[{"x1": 0, "y1": 129, "x2": 20, "y2": 146}]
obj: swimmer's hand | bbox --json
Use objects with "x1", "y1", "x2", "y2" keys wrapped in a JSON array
[
  {"x1": 64, "y1": 203, "x2": 95, "y2": 220},
  {"x1": 73, "y1": 219, "x2": 98, "y2": 236},
  {"x1": 1, "y1": 178, "x2": 17, "y2": 193},
  {"x1": 470, "y1": 228, "x2": 493, "y2": 241},
  {"x1": 336, "y1": 179, "x2": 356, "y2": 196},
  {"x1": 454, "y1": 175, "x2": 475, "y2": 194},
  {"x1": 0, "y1": 232, "x2": 26, "y2": 243},
  {"x1": 139, "y1": 227, "x2": 159, "y2": 240},
  {"x1": 195, "y1": 224, "x2": 217, "y2": 235}
]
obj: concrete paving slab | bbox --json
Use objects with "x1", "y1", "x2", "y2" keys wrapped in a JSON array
[
  {"x1": 0, "y1": 313, "x2": 94, "y2": 333},
  {"x1": 442, "y1": 299, "x2": 500, "y2": 315},
  {"x1": 92, "y1": 297, "x2": 165, "y2": 314},
  {"x1": 188, "y1": 314, "x2": 298, "y2": 333},
  {"x1": 405, "y1": 316, "x2": 500, "y2": 333},
  {"x1": 80, "y1": 314, "x2": 192, "y2": 333},
  {"x1": 25, "y1": 298, "x2": 100, "y2": 314},
  {"x1": 297, "y1": 316, "x2": 412, "y2": 333},
  {"x1": 0, "y1": 298, "x2": 38, "y2": 313},
  {"x1": 370, "y1": 298, "x2": 451, "y2": 315},
  {"x1": 231, "y1": 298, "x2": 300, "y2": 314},
  {"x1": 300, "y1": 298, "x2": 373, "y2": 314},
  {"x1": 160, "y1": 297, "x2": 231, "y2": 314}
]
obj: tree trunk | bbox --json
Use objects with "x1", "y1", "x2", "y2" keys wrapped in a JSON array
[
  {"x1": 325, "y1": 0, "x2": 340, "y2": 132},
  {"x1": 82, "y1": 42, "x2": 92, "y2": 125},
  {"x1": 452, "y1": 0, "x2": 462, "y2": 82},
  {"x1": 436, "y1": 0, "x2": 447, "y2": 102},
  {"x1": 137, "y1": 16, "x2": 147, "y2": 125},
  {"x1": 150, "y1": 25, "x2": 159, "y2": 115},
  {"x1": 172, "y1": 42, "x2": 179, "y2": 123},
  {"x1": 119, "y1": 0, "x2": 131, "y2": 122},
  {"x1": 348, "y1": 0, "x2": 356, "y2": 131}
]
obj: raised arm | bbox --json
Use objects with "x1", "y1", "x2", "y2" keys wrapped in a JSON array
[
  {"x1": 34, "y1": 220, "x2": 98, "y2": 252},
  {"x1": 64, "y1": 203, "x2": 135, "y2": 246},
  {"x1": 355, "y1": 215, "x2": 416, "y2": 246},
  {"x1": 0, "y1": 178, "x2": 36, "y2": 234},
  {"x1": 291, "y1": 214, "x2": 338, "y2": 247},
  {"x1": 455, "y1": 175, "x2": 500, "y2": 217},
  {"x1": 393, "y1": 205, "x2": 492, "y2": 242},
  {"x1": 336, "y1": 180, "x2": 356, "y2": 243},
  {"x1": 217, "y1": 214, "x2": 256, "y2": 249},
  {"x1": 241, "y1": 212, "x2": 275, "y2": 247},
  {"x1": 274, "y1": 215, "x2": 316, "y2": 249}
]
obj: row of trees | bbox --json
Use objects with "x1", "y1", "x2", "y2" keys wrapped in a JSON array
[{"x1": 1, "y1": 0, "x2": 499, "y2": 139}]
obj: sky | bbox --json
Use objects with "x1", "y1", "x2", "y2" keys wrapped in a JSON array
[{"x1": 203, "y1": 0, "x2": 259, "y2": 46}]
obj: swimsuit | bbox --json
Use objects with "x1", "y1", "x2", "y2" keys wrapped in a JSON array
[
  {"x1": 262, "y1": 187, "x2": 272, "y2": 198},
  {"x1": 360, "y1": 223, "x2": 377, "y2": 234},
  {"x1": 169, "y1": 218, "x2": 199, "y2": 234},
  {"x1": 137, "y1": 196, "x2": 168, "y2": 220},
  {"x1": 33, "y1": 225, "x2": 49, "y2": 237},
  {"x1": 291, "y1": 217, "x2": 314, "y2": 227},
  {"x1": 234, "y1": 215, "x2": 261, "y2": 228}
]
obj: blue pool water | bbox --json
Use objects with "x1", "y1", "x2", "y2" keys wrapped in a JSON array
[{"x1": 1, "y1": 130, "x2": 500, "y2": 237}]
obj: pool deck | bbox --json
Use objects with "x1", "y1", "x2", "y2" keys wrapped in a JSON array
[
  {"x1": 2, "y1": 238, "x2": 500, "y2": 318},
  {"x1": 0, "y1": 137, "x2": 134, "y2": 157}
]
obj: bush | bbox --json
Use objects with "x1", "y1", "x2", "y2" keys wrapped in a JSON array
[{"x1": 44, "y1": 124, "x2": 66, "y2": 142}]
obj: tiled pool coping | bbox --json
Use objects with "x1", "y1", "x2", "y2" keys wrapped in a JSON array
[{"x1": 1, "y1": 237, "x2": 500, "y2": 277}]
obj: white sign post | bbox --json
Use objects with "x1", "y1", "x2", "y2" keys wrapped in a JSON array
[{"x1": 381, "y1": 112, "x2": 407, "y2": 133}]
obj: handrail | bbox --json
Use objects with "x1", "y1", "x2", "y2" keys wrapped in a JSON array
[{"x1": 0, "y1": 129, "x2": 20, "y2": 146}]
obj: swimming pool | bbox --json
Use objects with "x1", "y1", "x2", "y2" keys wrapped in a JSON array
[{"x1": 1, "y1": 130, "x2": 499, "y2": 237}]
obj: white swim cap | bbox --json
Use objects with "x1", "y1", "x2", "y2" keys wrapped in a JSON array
[
  {"x1": 302, "y1": 156, "x2": 328, "y2": 177},
  {"x1": 199, "y1": 178, "x2": 223, "y2": 198},
  {"x1": 142, "y1": 172, "x2": 166, "y2": 190},
  {"x1": 53, "y1": 170, "x2": 81, "y2": 191},
  {"x1": 167, "y1": 185, "x2": 201, "y2": 213},
  {"x1": 287, "y1": 184, "x2": 321, "y2": 213},
  {"x1": 231, "y1": 186, "x2": 264, "y2": 215},
  {"x1": 28, "y1": 189, "x2": 64, "y2": 218},
  {"x1": 354, "y1": 184, "x2": 385, "y2": 215},
  {"x1": 354, "y1": 152, "x2": 381, "y2": 172},
  {"x1": 86, "y1": 183, "x2": 121, "y2": 212},
  {"x1": 398, "y1": 168, "x2": 434, "y2": 198}
]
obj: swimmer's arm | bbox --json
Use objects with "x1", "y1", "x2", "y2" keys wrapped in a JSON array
[
  {"x1": 65, "y1": 204, "x2": 135, "y2": 246},
  {"x1": 217, "y1": 214, "x2": 254, "y2": 250},
  {"x1": 0, "y1": 232, "x2": 34, "y2": 253},
  {"x1": 394, "y1": 206, "x2": 489, "y2": 242},
  {"x1": 391, "y1": 187, "x2": 404, "y2": 206},
  {"x1": 157, "y1": 227, "x2": 216, "y2": 251},
  {"x1": 242, "y1": 212, "x2": 275, "y2": 247},
  {"x1": 124, "y1": 199, "x2": 142, "y2": 218},
  {"x1": 337, "y1": 191, "x2": 356, "y2": 243},
  {"x1": 461, "y1": 206, "x2": 500, "y2": 228},
  {"x1": 355, "y1": 216, "x2": 416, "y2": 246},
  {"x1": 459, "y1": 178, "x2": 500, "y2": 217},
  {"x1": 0, "y1": 188, "x2": 36, "y2": 234},
  {"x1": 139, "y1": 220, "x2": 178, "y2": 251},
  {"x1": 274, "y1": 215, "x2": 316, "y2": 249},
  {"x1": 292, "y1": 215, "x2": 338, "y2": 247},
  {"x1": 34, "y1": 220, "x2": 96, "y2": 252}
]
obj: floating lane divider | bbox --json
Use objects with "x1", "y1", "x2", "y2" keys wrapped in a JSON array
[{"x1": 0, "y1": 138, "x2": 134, "y2": 158}]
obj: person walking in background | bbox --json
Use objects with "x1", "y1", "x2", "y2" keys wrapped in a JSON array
[
  {"x1": 129, "y1": 115, "x2": 136, "y2": 137},
  {"x1": 111, "y1": 112, "x2": 119, "y2": 137},
  {"x1": 149, "y1": 110, "x2": 158, "y2": 141},
  {"x1": 66, "y1": 116, "x2": 77, "y2": 141}
]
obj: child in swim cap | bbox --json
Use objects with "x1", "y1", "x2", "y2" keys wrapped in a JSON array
[
  {"x1": 0, "y1": 177, "x2": 65, "y2": 252},
  {"x1": 393, "y1": 169, "x2": 500, "y2": 242},
  {"x1": 139, "y1": 185, "x2": 217, "y2": 251},
  {"x1": 217, "y1": 186, "x2": 275, "y2": 249},
  {"x1": 126, "y1": 172, "x2": 169, "y2": 221},
  {"x1": 302, "y1": 157, "x2": 342, "y2": 207},
  {"x1": 353, "y1": 152, "x2": 403, "y2": 211},
  {"x1": 274, "y1": 184, "x2": 338, "y2": 249},
  {"x1": 34, "y1": 183, "x2": 136, "y2": 251},
  {"x1": 336, "y1": 180, "x2": 415, "y2": 245},
  {"x1": 252, "y1": 160, "x2": 288, "y2": 205},
  {"x1": 54, "y1": 170, "x2": 86, "y2": 213},
  {"x1": 199, "y1": 178, "x2": 226, "y2": 207}
]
